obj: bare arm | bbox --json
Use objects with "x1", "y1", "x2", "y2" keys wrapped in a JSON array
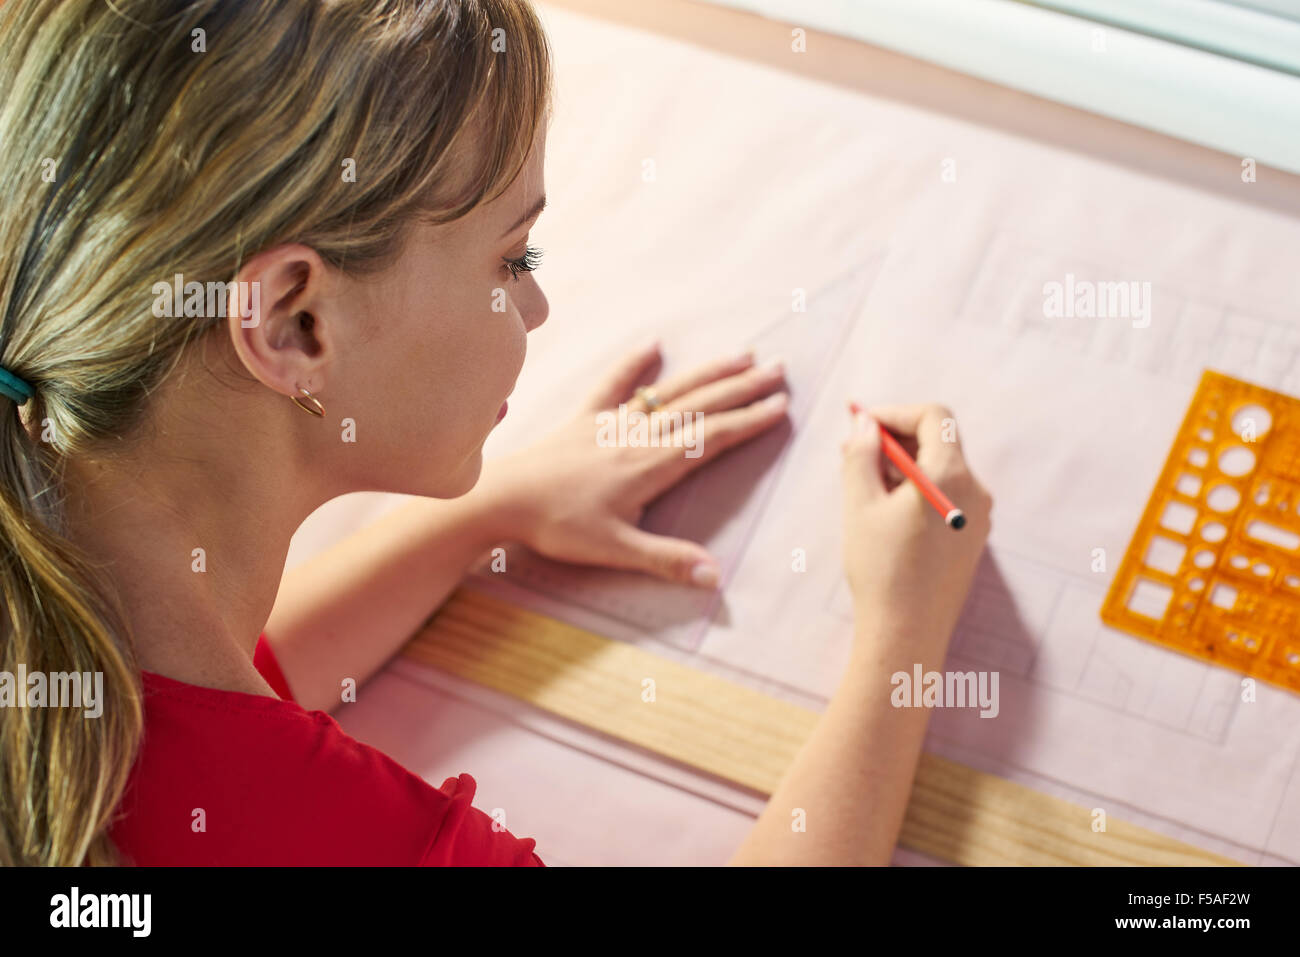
[
  {"x1": 262, "y1": 475, "x2": 523, "y2": 714},
  {"x1": 727, "y1": 623, "x2": 947, "y2": 866},
  {"x1": 259, "y1": 346, "x2": 789, "y2": 715},
  {"x1": 730, "y1": 402, "x2": 993, "y2": 865}
]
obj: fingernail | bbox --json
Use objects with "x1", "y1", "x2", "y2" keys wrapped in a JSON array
[
  {"x1": 758, "y1": 357, "x2": 784, "y2": 376},
  {"x1": 645, "y1": 340, "x2": 661, "y2": 354},
  {"x1": 736, "y1": 347, "x2": 756, "y2": 364},
  {"x1": 763, "y1": 391, "x2": 789, "y2": 411},
  {"x1": 691, "y1": 561, "x2": 720, "y2": 588}
]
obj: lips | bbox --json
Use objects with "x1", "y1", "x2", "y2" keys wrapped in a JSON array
[{"x1": 496, "y1": 400, "x2": 508, "y2": 422}]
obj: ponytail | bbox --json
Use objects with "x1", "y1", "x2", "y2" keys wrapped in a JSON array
[{"x1": 0, "y1": 395, "x2": 141, "y2": 865}]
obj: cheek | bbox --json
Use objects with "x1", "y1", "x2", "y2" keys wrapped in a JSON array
[
  {"x1": 476, "y1": 284, "x2": 529, "y2": 380},
  {"x1": 435, "y1": 294, "x2": 523, "y2": 409},
  {"x1": 399, "y1": 278, "x2": 525, "y2": 413}
]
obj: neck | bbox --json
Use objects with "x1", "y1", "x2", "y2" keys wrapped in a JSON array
[{"x1": 60, "y1": 391, "x2": 328, "y2": 695}]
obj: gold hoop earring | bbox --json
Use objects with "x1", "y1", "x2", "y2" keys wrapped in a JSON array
[{"x1": 291, "y1": 387, "x2": 325, "y2": 417}]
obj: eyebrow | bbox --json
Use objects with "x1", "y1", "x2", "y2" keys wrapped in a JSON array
[{"x1": 499, "y1": 194, "x2": 547, "y2": 240}]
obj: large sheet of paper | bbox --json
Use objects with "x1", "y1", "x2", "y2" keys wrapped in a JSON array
[{"x1": 298, "y1": 2, "x2": 1300, "y2": 864}]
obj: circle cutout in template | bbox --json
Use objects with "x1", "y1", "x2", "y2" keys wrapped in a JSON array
[
  {"x1": 1230, "y1": 404, "x2": 1272, "y2": 439},
  {"x1": 1205, "y1": 485, "x2": 1240, "y2": 512},
  {"x1": 1217, "y1": 446, "x2": 1256, "y2": 477}
]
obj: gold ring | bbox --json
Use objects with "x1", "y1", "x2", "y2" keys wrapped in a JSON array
[{"x1": 633, "y1": 385, "x2": 663, "y2": 411}]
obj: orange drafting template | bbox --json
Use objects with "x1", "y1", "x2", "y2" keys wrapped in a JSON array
[{"x1": 1102, "y1": 370, "x2": 1300, "y2": 695}]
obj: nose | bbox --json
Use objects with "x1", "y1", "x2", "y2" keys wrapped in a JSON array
[{"x1": 523, "y1": 283, "x2": 548, "y2": 333}]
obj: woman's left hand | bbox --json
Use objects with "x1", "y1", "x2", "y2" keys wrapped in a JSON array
[{"x1": 484, "y1": 341, "x2": 789, "y2": 588}]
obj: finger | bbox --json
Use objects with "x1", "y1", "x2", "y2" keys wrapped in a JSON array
[
  {"x1": 581, "y1": 340, "x2": 663, "y2": 412},
  {"x1": 865, "y1": 403, "x2": 964, "y2": 450},
  {"x1": 611, "y1": 524, "x2": 721, "y2": 588},
  {"x1": 641, "y1": 348, "x2": 757, "y2": 407},
  {"x1": 866, "y1": 403, "x2": 965, "y2": 476},
  {"x1": 841, "y1": 408, "x2": 887, "y2": 504},
  {"x1": 654, "y1": 390, "x2": 789, "y2": 477},
  {"x1": 663, "y1": 357, "x2": 785, "y2": 415}
]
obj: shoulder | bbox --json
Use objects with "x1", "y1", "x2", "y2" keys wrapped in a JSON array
[{"x1": 110, "y1": 672, "x2": 543, "y2": 866}]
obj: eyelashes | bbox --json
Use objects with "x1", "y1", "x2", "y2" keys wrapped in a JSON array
[{"x1": 503, "y1": 244, "x2": 544, "y2": 281}]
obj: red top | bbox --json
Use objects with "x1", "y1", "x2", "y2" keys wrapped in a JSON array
[{"x1": 108, "y1": 634, "x2": 545, "y2": 866}]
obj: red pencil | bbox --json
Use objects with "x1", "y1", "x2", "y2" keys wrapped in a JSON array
[{"x1": 848, "y1": 400, "x2": 965, "y2": 530}]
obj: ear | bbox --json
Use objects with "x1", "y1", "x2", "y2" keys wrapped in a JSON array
[{"x1": 225, "y1": 243, "x2": 338, "y2": 400}]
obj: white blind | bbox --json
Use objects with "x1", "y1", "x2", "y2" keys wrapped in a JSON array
[
  {"x1": 1024, "y1": 0, "x2": 1300, "y2": 75},
  {"x1": 697, "y1": 0, "x2": 1300, "y2": 174}
]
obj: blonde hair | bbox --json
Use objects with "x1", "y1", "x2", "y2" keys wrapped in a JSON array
[{"x1": 0, "y1": 0, "x2": 552, "y2": 865}]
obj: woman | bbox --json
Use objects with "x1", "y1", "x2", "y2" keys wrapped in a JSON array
[{"x1": 0, "y1": 0, "x2": 991, "y2": 866}]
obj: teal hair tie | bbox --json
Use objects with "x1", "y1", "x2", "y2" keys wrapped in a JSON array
[{"x1": 0, "y1": 365, "x2": 34, "y2": 404}]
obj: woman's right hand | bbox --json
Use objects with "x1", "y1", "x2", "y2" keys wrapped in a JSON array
[{"x1": 839, "y1": 403, "x2": 993, "y2": 648}]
